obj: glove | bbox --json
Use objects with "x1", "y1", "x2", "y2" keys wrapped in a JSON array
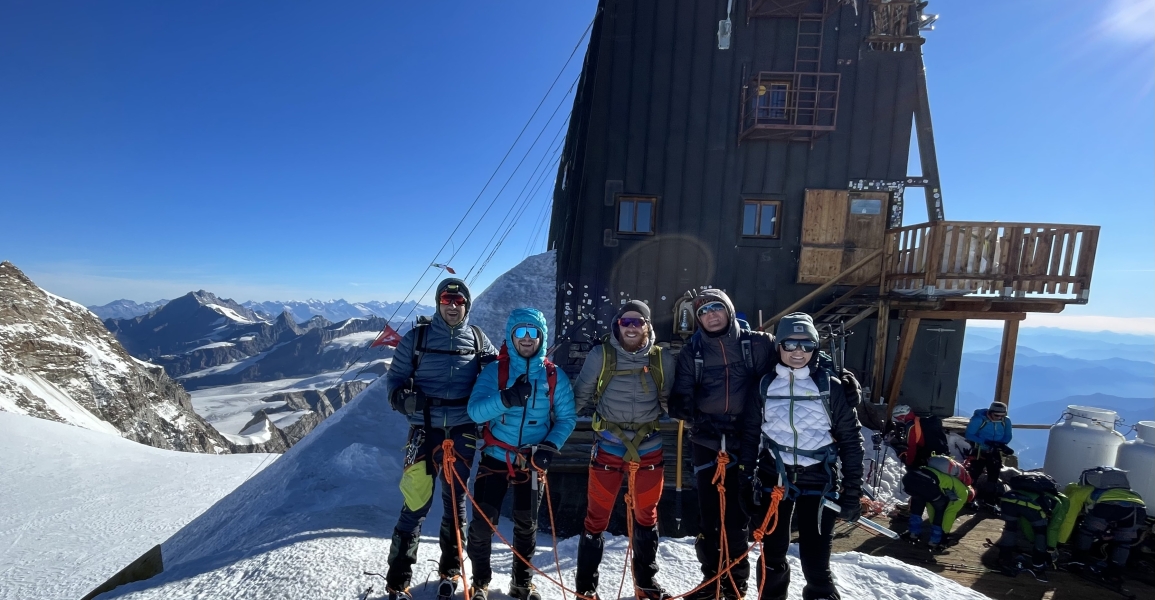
[
  {"x1": 840, "y1": 369, "x2": 862, "y2": 407},
  {"x1": 838, "y1": 495, "x2": 862, "y2": 522},
  {"x1": 944, "y1": 488, "x2": 959, "y2": 502},
  {"x1": 500, "y1": 374, "x2": 533, "y2": 408},
  {"x1": 531, "y1": 441, "x2": 558, "y2": 472},
  {"x1": 390, "y1": 385, "x2": 425, "y2": 416},
  {"x1": 668, "y1": 393, "x2": 695, "y2": 422}
]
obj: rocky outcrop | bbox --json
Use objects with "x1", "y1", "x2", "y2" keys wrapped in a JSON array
[{"x1": 0, "y1": 262, "x2": 234, "y2": 454}]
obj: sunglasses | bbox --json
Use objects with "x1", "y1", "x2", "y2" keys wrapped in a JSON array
[
  {"x1": 513, "y1": 325, "x2": 540, "y2": 340},
  {"x1": 779, "y1": 339, "x2": 817, "y2": 352},
  {"x1": 439, "y1": 293, "x2": 467, "y2": 307},
  {"x1": 618, "y1": 317, "x2": 647, "y2": 329},
  {"x1": 696, "y1": 301, "x2": 726, "y2": 317}
]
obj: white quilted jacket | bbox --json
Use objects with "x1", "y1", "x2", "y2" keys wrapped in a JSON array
[{"x1": 760, "y1": 363, "x2": 833, "y2": 467}]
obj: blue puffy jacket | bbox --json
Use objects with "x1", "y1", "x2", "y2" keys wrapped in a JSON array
[
  {"x1": 469, "y1": 307, "x2": 577, "y2": 464},
  {"x1": 965, "y1": 408, "x2": 1012, "y2": 450}
]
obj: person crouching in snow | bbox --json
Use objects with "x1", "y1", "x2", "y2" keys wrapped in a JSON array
[
  {"x1": 739, "y1": 313, "x2": 864, "y2": 600},
  {"x1": 572, "y1": 300, "x2": 675, "y2": 600},
  {"x1": 465, "y1": 308, "x2": 577, "y2": 600},
  {"x1": 900, "y1": 454, "x2": 974, "y2": 553}
]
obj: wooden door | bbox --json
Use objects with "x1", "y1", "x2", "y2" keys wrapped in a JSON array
[{"x1": 798, "y1": 189, "x2": 889, "y2": 285}]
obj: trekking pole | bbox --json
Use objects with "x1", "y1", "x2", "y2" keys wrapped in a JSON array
[{"x1": 675, "y1": 419, "x2": 685, "y2": 533}]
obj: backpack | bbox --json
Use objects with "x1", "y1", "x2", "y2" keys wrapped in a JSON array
[
  {"x1": 927, "y1": 454, "x2": 969, "y2": 483},
  {"x1": 594, "y1": 334, "x2": 664, "y2": 400},
  {"x1": 1009, "y1": 471, "x2": 1060, "y2": 496},
  {"x1": 1080, "y1": 466, "x2": 1130, "y2": 491}
]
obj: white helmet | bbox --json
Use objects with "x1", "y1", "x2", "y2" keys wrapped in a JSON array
[{"x1": 891, "y1": 404, "x2": 913, "y2": 421}]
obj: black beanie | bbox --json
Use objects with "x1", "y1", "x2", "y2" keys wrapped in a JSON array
[
  {"x1": 436, "y1": 278, "x2": 472, "y2": 312},
  {"x1": 615, "y1": 300, "x2": 651, "y2": 321}
]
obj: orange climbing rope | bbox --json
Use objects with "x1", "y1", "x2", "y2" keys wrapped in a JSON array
[
  {"x1": 445, "y1": 444, "x2": 784, "y2": 600},
  {"x1": 537, "y1": 467, "x2": 567, "y2": 600},
  {"x1": 710, "y1": 451, "x2": 740, "y2": 599},
  {"x1": 441, "y1": 439, "x2": 470, "y2": 594},
  {"x1": 615, "y1": 461, "x2": 642, "y2": 600}
]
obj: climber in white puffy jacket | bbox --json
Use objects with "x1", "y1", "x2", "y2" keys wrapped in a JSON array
[{"x1": 739, "y1": 312, "x2": 864, "y2": 600}]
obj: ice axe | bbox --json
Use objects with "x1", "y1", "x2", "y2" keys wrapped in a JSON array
[{"x1": 674, "y1": 419, "x2": 685, "y2": 533}]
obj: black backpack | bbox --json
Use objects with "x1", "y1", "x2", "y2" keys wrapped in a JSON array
[{"x1": 1009, "y1": 471, "x2": 1059, "y2": 496}]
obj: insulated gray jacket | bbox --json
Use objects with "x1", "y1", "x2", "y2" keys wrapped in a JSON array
[
  {"x1": 369, "y1": 311, "x2": 496, "y2": 429},
  {"x1": 573, "y1": 332, "x2": 674, "y2": 426}
]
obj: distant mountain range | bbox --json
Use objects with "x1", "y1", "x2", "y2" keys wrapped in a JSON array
[
  {"x1": 102, "y1": 290, "x2": 398, "y2": 390},
  {"x1": 0, "y1": 262, "x2": 236, "y2": 453},
  {"x1": 957, "y1": 326, "x2": 1154, "y2": 468},
  {"x1": 88, "y1": 297, "x2": 433, "y2": 324}
]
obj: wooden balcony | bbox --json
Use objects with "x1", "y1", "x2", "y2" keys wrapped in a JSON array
[
  {"x1": 739, "y1": 72, "x2": 840, "y2": 143},
  {"x1": 884, "y1": 221, "x2": 1100, "y2": 304}
]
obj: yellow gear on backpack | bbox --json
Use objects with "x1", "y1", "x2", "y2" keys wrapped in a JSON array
[{"x1": 593, "y1": 334, "x2": 664, "y2": 399}]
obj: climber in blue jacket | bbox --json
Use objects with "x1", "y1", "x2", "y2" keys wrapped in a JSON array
[
  {"x1": 965, "y1": 401, "x2": 1013, "y2": 504},
  {"x1": 465, "y1": 307, "x2": 577, "y2": 600}
]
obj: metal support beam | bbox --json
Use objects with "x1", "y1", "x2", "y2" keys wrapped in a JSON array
[
  {"x1": 914, "y1": 52, "x2": 944, "y2": 222},
  {"x1": 885, "y1": 315, "x2": 922, "y2": 418}
]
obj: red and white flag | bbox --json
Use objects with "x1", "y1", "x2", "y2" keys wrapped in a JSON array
[
  {"x1": 370, "y1": 324, "x2": 403, "y2": 348},
  {"x1": 432, "y1": 263, "x2": 457, "y2": 275}
]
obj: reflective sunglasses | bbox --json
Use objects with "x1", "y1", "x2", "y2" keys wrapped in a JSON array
[
  {"x1": 618, "y1": 317, "x2": 647, "y2": 328},
  {"x1": 439, "y1": 293, "x2": 467, "y2": 307},
  {"x1": 696, "y1": 301, "x2": 726, "y2": 317},
  {"x1": 779, "y1": 339, "x2": 817, "y2": 352},
  {"x1": 513, "y1": 325, "x2": 540, "y2": 340}
]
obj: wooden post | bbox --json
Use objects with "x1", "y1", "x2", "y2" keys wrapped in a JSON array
[
  {"x1": 871, "y1": 299, "x2": 891, "y2": 403},
  {"x1": 994, "y1": 318, "x2": 1021, "y2": 408},
  {"x1": 885, "y1": 314, "x2": 921, "y2": 418}
]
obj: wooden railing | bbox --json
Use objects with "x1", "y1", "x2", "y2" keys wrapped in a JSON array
[{"x1": 884, "y1": 221, "x2": 1100, "y2": 302}]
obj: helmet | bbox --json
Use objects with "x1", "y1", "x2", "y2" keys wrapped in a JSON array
[{"x1": 891, "y1": 404, "x2": 913, "y2": 421}]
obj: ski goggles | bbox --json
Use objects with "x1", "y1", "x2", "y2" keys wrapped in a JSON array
[
  {"x1": 696, "y1": 301, "x2": 726, "y2": 317},
  {"x1": 617, "y1": 317, "x2": 647, "y2": 328},
  {"x1": 779, "y1": 339, "x2": 818, "y2": 352},
  {"x1": 439, "y1": 292, "x2": 467, "y2": 307},
  {"x1": 513, "y1": 325, "x2": 540, "y2": 340}
]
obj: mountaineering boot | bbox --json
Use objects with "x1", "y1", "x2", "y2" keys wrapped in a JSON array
[
  {"x1": 575, "y1": 529, "x2": 604, "y2": 597},
  {"x1": 469, "y1": 584, "x2": 489, "y2": 600},
  {"x1": 635, "y1": 582, "x2": 671, "y2": 600},
  {"x1": 386, "y1": 588, "x2": 414, "y2": 600},
  {"x1": 436, "y1": 575, "x2": 459, "y2": 600},
  {"x1": 928, "y1": 525, "x2": 946, "y2": 553},
  {"x1": 631, "y1": 523, "x2": 665, "y2": 594},
  {"x1": 900, "y1": 514, "x2": 923, "y2": 543},
  {"x1": 996, "y1": 545, "x2": 1018, "y2": 571},
  {"x1": 385, "y1": 529, "x2": 420, "y2": 592},
  {"x1": 509, "y1": 582, "x2": 542, "y2": 600}
]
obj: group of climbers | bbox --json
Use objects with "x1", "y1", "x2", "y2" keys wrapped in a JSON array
[{"x1": 369, "y1": 284, "x2": 868, "y2": 600}]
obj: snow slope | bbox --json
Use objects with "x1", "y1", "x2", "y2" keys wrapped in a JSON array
[
  {"x1": 470, "y1": 250, "x2": 557, "y2": 346},
  {"x1": 80, "y1": 386, "x2": 989, "y2": 600},
  {"x1": 0, "y1": 412, "x2": 274, "y2": 600}
]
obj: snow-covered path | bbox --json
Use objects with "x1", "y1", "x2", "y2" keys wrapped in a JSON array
[{"x1": 0, "y1": 412, "x2": 275, "y2": 600}]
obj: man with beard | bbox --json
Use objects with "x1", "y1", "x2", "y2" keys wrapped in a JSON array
[
  {"x1": 373, "y1": 278, "x2": 496, "y2": 600},
  {"x1": 572, "y1": 301, "x2": 676, "y2": 600},
  {"x1": 668, "y1": 289, "x2": 774, "y2": 600}
]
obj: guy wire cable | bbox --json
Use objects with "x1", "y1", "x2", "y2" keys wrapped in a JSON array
[{"x1": 472, "y1": 149, "x2": 563, "y2": 283}]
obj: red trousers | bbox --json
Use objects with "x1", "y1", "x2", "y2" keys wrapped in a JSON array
[{"x1": 584, "y1": 448, "x2": 665, "y2": 533}]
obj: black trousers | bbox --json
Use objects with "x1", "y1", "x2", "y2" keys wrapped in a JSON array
[
  {"x1": 466, "y1": 454, "x2": 544, "y2": 587},
  {"x1": 967, "y1": 449, "x2": 1003, "y2": 499},
  {"x1": 750, "y1": 488, "x2": 840, "y2": 600},
  {"x1": 691, "y1": 442, "x2": 751, "y2": 596},
  {"x1": 1076, "y1": 502, "x2": 1145, "y2": 567},
  {"x1": 903, "y1": 469, "x2": 949, "y2": 527}
]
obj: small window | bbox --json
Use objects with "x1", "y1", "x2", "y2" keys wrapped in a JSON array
[
  {"x1": 755, "y1": 81, "x2": 790, "y2": 121},
  {"x1": 742, "y1": 200, "x2": 781, "y2": 238},
  {"x1": 617, "y1": 196, "x2": 656, "y2": 234},
  {"x1": 850, "y1": 198, "x2": 882, "y2": 215}
]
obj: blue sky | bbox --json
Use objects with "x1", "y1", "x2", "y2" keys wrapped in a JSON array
[{"x1": 1, "y1": 1, "x2": 1152, "y2": 328}]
